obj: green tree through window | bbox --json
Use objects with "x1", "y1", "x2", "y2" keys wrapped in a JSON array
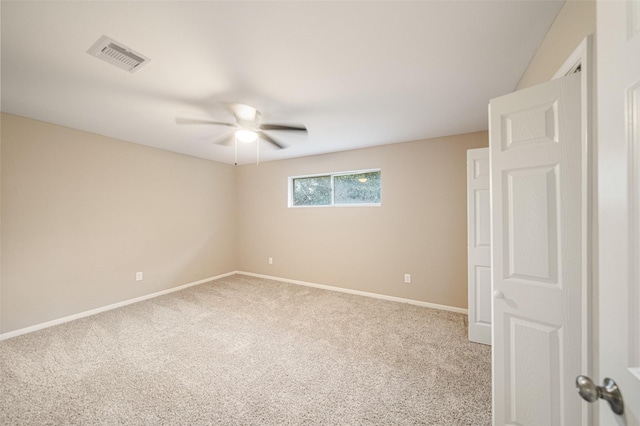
[
  {"x1": 290, "y1": 170, "x2": 381, "y2": 207},
  {"x1": 334, "y1": 171, "x2": 381, "y2": 205},
  {"x1": 292, "y1": 175, "x2": 331, "y2": 206}
]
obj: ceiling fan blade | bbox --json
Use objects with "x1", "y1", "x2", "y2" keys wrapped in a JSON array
[
  {"x1": 258, "y1": 131, "x2": 285, "y2": 149},
  {"x1": 212, "y1": 134, "x2": 235, "y2": 146},
  {"x1": 260, "y1": 123, "x2": 307, "y2": 132},
  {"x1": 176, "y1": 117, "x2": 236, "y2": 127}
]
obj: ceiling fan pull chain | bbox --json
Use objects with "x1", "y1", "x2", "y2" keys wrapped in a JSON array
[
  {"x1": 256, "y1": 137, "x2": 260, "y2": 166},
  {"x1": 234, "y1": 134, "x2": 238, "y2": 166}
]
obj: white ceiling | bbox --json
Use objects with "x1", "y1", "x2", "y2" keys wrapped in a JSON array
[{"x1": 1, "y1": 1, "x2": 564, "y2": 165}]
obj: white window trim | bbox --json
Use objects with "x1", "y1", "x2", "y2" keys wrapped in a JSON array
[{"x1": 288, "y1": 168, "x2": 382, "y2": 208}]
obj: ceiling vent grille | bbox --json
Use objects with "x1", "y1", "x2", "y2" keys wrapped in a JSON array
[{"x1": 87, "y1": 36, "x2": 150, "y2": 73}]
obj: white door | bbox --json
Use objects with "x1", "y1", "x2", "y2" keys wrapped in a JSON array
[
  {"x1": 595, "y1": 1, "x2": 640, "y2": 424},
  {"x1": 490, "y1": 72, "x2": 586, "y2": 425},
  {"x1": 467, "y1": 147, "x2": 491, "y2": 345}
]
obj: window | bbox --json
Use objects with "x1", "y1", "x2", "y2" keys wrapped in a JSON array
[{"x1": 289, "y1": 169, "x2": 381, "y2": 207}]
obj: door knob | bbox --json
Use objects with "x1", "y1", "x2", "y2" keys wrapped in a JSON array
[
  {"x1": 493, "y1": 290, "x2": 504, "y2": 299},
  {"x1": 576, "y1": 375, "x2": 624, "y2": 415}
]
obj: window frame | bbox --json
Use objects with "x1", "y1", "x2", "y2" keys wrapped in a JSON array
[{"x1": 288, "y1": 168, "x2": 382, "y2": 208}]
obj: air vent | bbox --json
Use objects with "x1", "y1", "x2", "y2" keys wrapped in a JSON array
[{"x1": 87, "y1": 36, "x2": 150, "y2": 73}]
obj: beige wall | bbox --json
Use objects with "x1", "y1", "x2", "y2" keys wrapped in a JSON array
[
  {"x1": 0, "y1": 114, "x2": 238, "y2": 333},
  {"x1": 1, "y1": 112, "x2": 486, "y2": 333},
  {"x1": 236, "y1": 132, "x2": 488, "y2": 309},
  {"x1": 516, "y1": 0, "x2": 595, "y2": 90}
]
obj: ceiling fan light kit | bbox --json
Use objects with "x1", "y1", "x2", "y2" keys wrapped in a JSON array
[{"x1": 235, "y1": 130, "x2": 258, "y2": 143}]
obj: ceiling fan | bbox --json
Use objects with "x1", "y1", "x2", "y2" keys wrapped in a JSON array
[{"x1": 175, "y1": 104, "x2": 307, "y2": 164}]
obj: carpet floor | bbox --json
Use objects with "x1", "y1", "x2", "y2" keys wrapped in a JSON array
[{"x1": 0, "y1": 274, "x2": 491, "y2": 425}]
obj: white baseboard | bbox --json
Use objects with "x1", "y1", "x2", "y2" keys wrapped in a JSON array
[
  {"x1": 237, "y1": 271, "x2": 468, "y2": 315},
  {"x1": 1, "y1": 270, "x2": 467, "y2": 341},
  {"x1": 0, "y1": 271, "x2": 236, "y2": 341}
]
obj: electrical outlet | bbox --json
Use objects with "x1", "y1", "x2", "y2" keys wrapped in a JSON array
[
  {"x1": 404, "y1": 274, "x2": 411, "y2": 284},
  {"x1": 268, "y1": 257, "x2": 273, "y2": 265},
  {"x1": 136, "y1": 272, "x2": 143, "y2": 281}
]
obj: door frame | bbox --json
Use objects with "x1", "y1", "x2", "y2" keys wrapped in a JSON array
[{"x1": 552, "y1": 35, "x2": 596, "y2": 424}]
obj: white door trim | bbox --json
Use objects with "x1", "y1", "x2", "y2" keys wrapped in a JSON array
[
  {"x1": 630, "y1": 56, "x2": 640, "y2": 383},
  {"x1": 596, "y1": 2, "x2": 640, "y2": 420}
]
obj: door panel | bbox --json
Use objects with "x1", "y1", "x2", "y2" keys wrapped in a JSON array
[
  {"x1": 490, "y1": 72, "x2": 584, "y2": 425},
  {"x1": 505, "y1": 166, "x2": 559, "y2": 284},
  {"x1": 475, "y1": 266, "x2": 492, "y2": 326},
  {"x1": 475, "y1": 189, "x2": 491, "y2": 248},
  {"x1": 467, "y1": 147, "x2": 491, "y2": 345},
  {"x1": 505, "y1": 316, "x2": 561, "y2": 426}
]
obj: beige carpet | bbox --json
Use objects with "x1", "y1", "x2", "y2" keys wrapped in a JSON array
[{"x1": 0, "y1": 274, "x2": 491, "y2": 425}]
